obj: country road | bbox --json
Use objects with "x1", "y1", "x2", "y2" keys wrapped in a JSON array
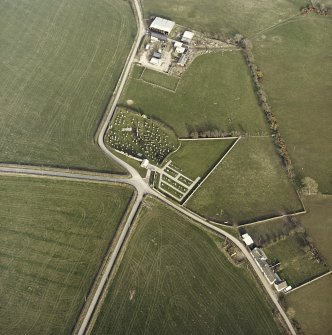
[{"x1": 0, "y1": 0, "x2": 297, "y2": 334}]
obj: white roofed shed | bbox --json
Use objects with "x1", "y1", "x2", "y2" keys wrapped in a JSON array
[{"x1": 150, "y1": 17, "x2": 175, "y2": 35}]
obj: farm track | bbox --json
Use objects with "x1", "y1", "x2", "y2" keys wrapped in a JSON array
[{"x1": 1, "y1": 0, "x2": 297, "y2": 334}]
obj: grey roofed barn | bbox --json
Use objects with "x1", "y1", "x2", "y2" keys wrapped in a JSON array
[{"x1": 150, "y1": 17, "x2": 175, "y2": 35}]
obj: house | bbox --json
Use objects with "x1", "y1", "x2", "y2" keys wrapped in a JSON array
[
  {"x1": 177, "y1": 53, "x2": 188, "y2": 67},
  {"x1": 150, "y1": 17, "x2": 175, "y2": 35},
  {"x1": 181, "y1": 31, "x2": 194, "y2": 43},
  {"x1": 274, "y1": 280, "x2": 288, "y2": 292},
  {"x1": 251, "y1": 247, "x2": 275, "y2": 285},
  {"x1": 241, "y1": 233, "x2": 254, "y2": 247},
  {"x1": 251, "y1": 247, "x2": 268, "y2": 261}
]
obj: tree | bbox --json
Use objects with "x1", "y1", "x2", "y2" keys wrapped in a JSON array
[{"x1": 301, "y1": 177, "x2": 319, "y2": 195}]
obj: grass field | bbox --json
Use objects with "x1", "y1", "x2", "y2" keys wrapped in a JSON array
[
  {"x1": 286, "y1": 274, "x2": 332, "y2": 335},
  {"x1": 143, "y1": 0, "x2": 304, "y2": 37},
  {"x1": 164, "y1": 138, "x2": 235, "y2": 179},
  {"x1": 253, "y1": 16, "x2": 332, "y2": 193},
  {"x1": 122, "y1": 52, "x2": 268, "y2": 137},
  {"x1": 0, "y1": 0, "x2": 136, "y2": 171},
  {"x1": 0, "y1": 176, "x2": 134, "y2": 335},
  {"x1": 301, "y1": 195, "x2": 332, "y2": 265},
  {"x1": 187, "y1": 137, "x2": 303, "y2": 224},
  {"x1": 141, "y1": 68, "x2": 180, "y2": 91},
  {"x1": 91, "y1": 197, "x2": 282, "y2": 335},
  {"x1": 264, "y1": 234, "x2": 328, "y2": 287}
]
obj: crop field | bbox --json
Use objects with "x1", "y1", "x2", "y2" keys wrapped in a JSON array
[
  {"x1": 300, "y1": 195, "x2": 332, "y2": 265},
  {"x1": 286, "y1": 274, "x2": 332, "y2": 335},
  {"x1": 164, "y1": 138, "x2": 235, "y2": 180},
  {"x1": 0, "y1": 176, "x2": 134, "y2": 335},
  {"x1": 253, "y1": 16, "x2": 332, "y2": 193},
  {"x1": 91, "y1": 197, "x2": 282, "y2": 335},
  {"x1": 106, "y1": 108, "x2": 178, "y2": 164},
  {"x1": 0, "y1": 0, "x2": 135, "y2": 171},
  {"x1": 122, "y1": 52, "x2": 268, "y2": 137},
  {"x1": 264, "y1": 234, "x2": 328, "y2": 287},
  {"x1": 187, "y1": 137, "x2": 302, "y2": 224},
  {"x1": 143, "y1": 0, "x2": 304, "y2": 37}
]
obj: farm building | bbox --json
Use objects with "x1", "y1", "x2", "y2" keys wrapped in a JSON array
[
  {"x1": 241, "y1": 233, "x2": 254, "y2": 247},
  {"x1": 181, "y1": 31, "x2": 194, "y2": 43},
  {"x1": 150, "y1": 52, "x2": 161, "y2": 65},
  {"x1": 151, "y1": 31, "x2": 167, "y2": 42},
  {"x1": 141, "y1": 159, "x2": 149, "y2": 169},
  {"x1": 274, "y1": 279, "x2": 288, "y2": 292},
  {"x1": 150, "y1": 17, "x2": 175, "y2": 35},
  {"x1": 177, "y1": 53, "x2": 188, "y2": 67}
]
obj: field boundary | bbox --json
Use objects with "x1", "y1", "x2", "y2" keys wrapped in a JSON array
[
  {"x1": 285, "y1": 270, "x2": 332, "y2": 295},
  {"x1": 183, "y1": 136, "x2": 241, "y2": 205}
]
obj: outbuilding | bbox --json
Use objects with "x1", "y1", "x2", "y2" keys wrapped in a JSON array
[
  {"x1": 181, "y1": 31, "x2": 194, "y2": 43},
  {"x1": 241, "y1": 233, "x2": 254, "y2": 247},
  {"x1": 150, "y1": 17, "x2": 175, "y2": 35}
]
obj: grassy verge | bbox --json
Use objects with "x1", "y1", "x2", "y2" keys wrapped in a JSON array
[
  {"x1": 187, "y1": 137, "x2": 302, "y2": 224},
  {"x1": 91, "y1": 197, "x2": 282, "y2": 335},
  {"x1": 0, "y1": 175, "x2": 134, "y2": 334},
  {"x1": 0, "y1": 0, "x2": 135, "y2": 171},
  {"x1": 286, "y1": 274, "x2": 332, "y2": 335},
  {"x1": 253, "y1": 16, "x2": 332, "y2": 193},
  {"x1": 121, "y1": 52, "x2": 268, "y2": 137}
]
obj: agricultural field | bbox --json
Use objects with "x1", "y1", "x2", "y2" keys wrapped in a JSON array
[
  {"x1": 91, "y1": 197, "x2": 282, "y2": 335},
  {"x1": 164, "y1": 138, "x2": 235, "y2": 180},
  {"x1": 143, "y1": 0, "x2": 305, "y2": 37},
  {"x1": 263, "y1": 234, "x2": 328, "y2": 287},
  {"x1": 106, "y1": 108, "x2": 178, "y2": 164},
  {"x1": 122, "y1": 52, "x2": 268, "y2": 137},
  {"x1": 286, "y1": 274, "x2": 332, "y2": 335},
  {"x1": 0, "y1": 0, "x2": 136, "y2": 172},
  {"x1": 252, "y1": 16, "x2": 332, "y2": 193},
  {"x1": 187, "y1": 137, "x2": 303, "y2": 224},
  {"x1": 300, "y1": 195, "x2": 332, "y2": 265},
  {"x1": 0, "y1": 176, "x2": 134, "y2": 335}
]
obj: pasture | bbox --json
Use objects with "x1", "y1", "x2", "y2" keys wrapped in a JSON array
[
  {"x1": 164, "y1": 138, "x2": 235, "y2": 180},
  {"x1": 143, "y1": 0, "x2": 304, "y2": 37},
  {"x1": 0, "y1": 176, "x2": 134, "y2": 335},
  {"x1": 301, "y1": 195, "x2": 332, "y2": 265},
  {"x1": 0, "y1": 0, "x2": 135, "y2": 171},
  {"x1": 91, "y1": 197, "x2": 282, "y2": 335},
  {"x1": 186, "y1": 137, "x2": 303, "y2": 224},
  {"x1": 252, "y1": 16, "x2": 332, "y2": 193},
  {"x1": 122, "y1": 52, "x2": 268, "y2": 137},
  {"x1": 141, "y1": 67, "x2": 180, "y2": 91},
  {"x1": 263, "y1": 234, "x2": 328, "y2": 287},
  {"x1": 286, "y1": 274, "x2": 332, "y2": 335}
]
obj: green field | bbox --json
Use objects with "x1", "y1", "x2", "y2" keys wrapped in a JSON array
[
  {"x1": 244, "y1": 217, "x2": 299, "y2": 246},
  {"x1": 122, "y1": 52, "x2": 268, "y2": 137},
  {"x1": 106, "y1": 108, "x2": 178, "y2": 164},
  {"x1": 0, "y1": 0, "x2": 135, "y2": 171},
  {"x1": 92, "y1": 197, "x2": 282, "y2": 335},
  {"x1": 0, "y1": 176, "x2": 134, "y2": 334},
  {"x1": 143, "y1": 0, "x2": 304, "y2": 37},
  {"x1": 301, "y1": 195, "x2": 332, "y2": 265},
  {"x1": 165, "y1": 139, "x2": 235, "y2": 179},
  {"x1": 286, "y1": 274, "x2": 332, "y2": 335},
  {"x1": 141, "y1": 68, "x2": 180, "y2": 91},
  {"x1": 264, "y1": 234, "x2": 328, "y2": 287},
  {"x1": 253, "y1": 16, "x2": 332, "y2": 193},
  {"x1": 187, "y1": 137, "x2": 302, "y2": 224}
]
